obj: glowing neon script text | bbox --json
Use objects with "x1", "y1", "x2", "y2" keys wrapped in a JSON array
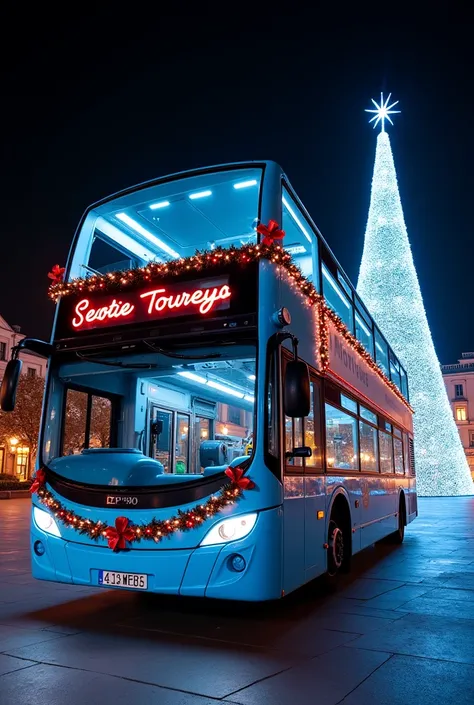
[
  {"x1": 72, "y1": 299, "x2": 135, "y2": 328},
  {"x1": 139, "y1": 284, "x2": 231, "y2": 315}
]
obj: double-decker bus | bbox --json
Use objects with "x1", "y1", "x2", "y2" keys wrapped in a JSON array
[{"x1": 1, "y1": 161, "x2": 417, "y2": 601}]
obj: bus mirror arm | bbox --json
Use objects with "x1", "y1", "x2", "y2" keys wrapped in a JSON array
[
  {"x1": 14, "y1": 338, "x2": 53, "y2": 359},
  {"x1": 286, "y1": 446, "x2": 312, "y2": 460}
]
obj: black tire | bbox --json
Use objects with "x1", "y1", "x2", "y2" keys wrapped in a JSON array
[
  {"x1": 326, "y1": 512, "x2": 350, "y2": 580},
  {"x1": 388, "y1": 500, "x2": 405, "y2": 544}
]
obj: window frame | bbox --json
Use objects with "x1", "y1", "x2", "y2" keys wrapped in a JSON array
[
  {"x1": 59, "y1": 383, "x2": 120, "y2": 456},
  {"x1": 324, "y1": 400, "x2": 360, "y2": 473}
]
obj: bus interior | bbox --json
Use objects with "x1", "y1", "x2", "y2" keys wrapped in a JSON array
[{"x1": 44, "y1": 345, "x2": 256, "y2": 482}]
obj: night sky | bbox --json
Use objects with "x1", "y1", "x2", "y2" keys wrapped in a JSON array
[{"x1": 2, "y1": 17, "x2": 472, "y2": 365}]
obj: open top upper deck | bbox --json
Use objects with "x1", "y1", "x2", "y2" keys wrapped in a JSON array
[{"x1": 62, "y1": 161, "x2": 409, "y2": 400}]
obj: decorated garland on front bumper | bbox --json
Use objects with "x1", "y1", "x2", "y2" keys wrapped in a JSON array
[{"x1": 30, "y1": 467, "x2": 255, "y2": 552}]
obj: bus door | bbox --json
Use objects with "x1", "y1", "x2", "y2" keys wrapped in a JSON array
[
  {"x1": 282, "y1": 371, "x2": 326, "y2": 593},
  {"x1": 150, "y1": 407, "x2": 173, "y2": 473},
  {"x1": 303, "y1": 377, "x2": 327, "y2": 582}
]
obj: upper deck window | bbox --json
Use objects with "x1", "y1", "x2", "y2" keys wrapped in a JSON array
[
  {"x1": 374, "y1": 328, "x2": 389, "y2": 377},
  {"x1": 322, "y1": 263, "x2": 354, "y2": 333},
  {"x1": 74, "y1": 168, "x2": 263, "y2": 280},
  {"x1": 282, "y1": 186, "x2": 319, "y2": 291}
]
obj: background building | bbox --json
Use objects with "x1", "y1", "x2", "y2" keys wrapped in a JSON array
[
  {"x1": 442, "y1": 352, "x2": 474, "y2": 479},
  {"x1": 0, "y1": 314, "x2": 47, "y2": 478}
]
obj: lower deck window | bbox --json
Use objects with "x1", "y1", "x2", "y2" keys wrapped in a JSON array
[
  {"x1": 379, "y1": 431, "x2": 394, "y2": 473},
  {"x1": 359, "y1": 421, "x2": 378, "y2": 472},
  {"x1": 394, "y1": 438, "x2": 404, "y2": 474},
  {"x1": 325, "y1": 403, "x2": 358, "y2": 471}
]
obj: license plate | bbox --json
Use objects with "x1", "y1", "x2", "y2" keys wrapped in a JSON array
[{"x1": 98, "y1": 570, "x2": 147, "y2": 590}]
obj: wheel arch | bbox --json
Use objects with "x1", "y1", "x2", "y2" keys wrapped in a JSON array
[
  {"x1": 398, "y1": 488, "x2": 407, "y2": 526},
  {"x1": 327, "y1": 487, "x2": 353, "y2": 554}
]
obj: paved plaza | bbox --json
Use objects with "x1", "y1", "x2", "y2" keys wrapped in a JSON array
[{"x1": 1, "y1": 497, "x2": 474, "y2": 704}]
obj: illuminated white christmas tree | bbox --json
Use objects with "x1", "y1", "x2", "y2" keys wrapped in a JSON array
[{"x1": 357, "y1": 94, "x2": 473, "y2": 496}]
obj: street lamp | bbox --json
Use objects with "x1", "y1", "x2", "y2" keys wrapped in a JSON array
[{"x1": 9, "y1": 437, "x2": 19, "y2": 453}]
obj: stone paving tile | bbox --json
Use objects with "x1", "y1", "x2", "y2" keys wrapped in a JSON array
[
  {"x1": 422, "y1": 587, "x2": 474, "y2": 601},
  {"x1": 6, "y1": 631, "x2": 303, "y2": 699},
  {"x1": 320, "y1": 597, "x2": 405, "y2": 620},
  {"x1": 224, "y1": 646, "x2": 390, "y2": 705},
  {"x1": 438, "y1": 574, "x2": 474, "y2": 590},
  {"x1": 336, "y1": 578, "x2": 404, "y2": 600},
  {"x1": 345, "y1": 612, "x2": 474, "y2": 664},
  {"x1": 0, "y1": 624, "x2": 68, "y2": 651},
  {"x1": 364, "y1": 584, "x2": 435, "y2": 609},
  {"x1": 396, "y1": 596, "x2": 474, "y2": 620},
  {"x1": 0, "y1": 663, "x2": 215, "y2": 705},
  {"x1": 120, "y1": 610, "x2": 359, "y2": 656},
  {"x1": 340, "y1": 654, "x2": 474, "y2": 705},
  {"x1": 0, "y1": 653, "x2": 36, "y2": 676}
]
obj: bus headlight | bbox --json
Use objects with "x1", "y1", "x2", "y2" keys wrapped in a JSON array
[
  {"x1": 200, "y1": 513, "x2": 257, "y2": 546},
  {"x1": 33, "y1": 506, "x2": 61, "y2": 538}
]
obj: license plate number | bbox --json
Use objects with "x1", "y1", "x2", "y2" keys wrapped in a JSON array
[{"x1": 98, "y1": 570, "x2": 147, "y2": 590}]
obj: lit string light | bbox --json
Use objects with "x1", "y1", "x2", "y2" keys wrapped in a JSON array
[
  {"x1": 33, "y1": 472, "x2": 248, "y2": 550},
  {"x1": 357, "y1": 104, "x2": 473, "y2": 496}
]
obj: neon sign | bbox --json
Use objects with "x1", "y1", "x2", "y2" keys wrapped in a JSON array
[
  {"x1": 69, "y1": 278, "x2": 232, "y2": 331},
  {"x1": 140, "y1": 285, "x2": 230, "y2": 315},
  {"x1": 72, "y1": 299, "x2": 135, "y2": 328}
]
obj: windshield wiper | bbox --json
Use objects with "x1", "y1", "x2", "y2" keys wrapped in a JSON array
[
  {"x1": 143, "y1": 340, "x2": 221, "y2": 360},
  {"x1": 76, "y1": 352, "x2": 158, "y2": 369}
]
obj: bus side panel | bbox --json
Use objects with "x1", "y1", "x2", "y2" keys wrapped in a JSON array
[
  {"x1": 304, "y1": 476, "x2": 327, "y2": 581},
  {"x1": 359, "y1": 474, "x2": 397, "y2": 549},
  {"x1": 282, "y1": 478, "x2": 305, "y2": 595}
]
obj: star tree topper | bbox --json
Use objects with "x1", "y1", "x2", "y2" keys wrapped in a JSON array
[{"x1": 365, "y1": 92, "x2": 400, "y2": 132}]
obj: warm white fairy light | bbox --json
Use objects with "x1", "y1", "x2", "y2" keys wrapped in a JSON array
[{"x1": 357, "y1": 127, "x2": 473, "y2": 496}]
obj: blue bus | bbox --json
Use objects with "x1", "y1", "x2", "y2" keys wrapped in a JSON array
[{"x1": 1, "y1": 161, "x2": 417, "y2": 600}]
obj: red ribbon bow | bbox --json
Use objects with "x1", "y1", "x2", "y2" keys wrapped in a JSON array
[
  {"x1": 48, "y1": 264, "x2": 65, "y2": 284},
  {"x1": 30, "y1": 468, "x2": 46, "y2": 494},
  {"x1": 105, "y1": 517, "x2": 135, "y2": 552},
  {"x1": 225, "y1": 466, "x2": 255, "y2": 490},
  {"x1": 256, "y1": 220, "x2": 285, "y2": 246}
]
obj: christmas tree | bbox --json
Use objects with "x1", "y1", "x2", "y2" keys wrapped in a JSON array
[{"x1": 357, "y1": 94, "x2": 473, "y2": 496}]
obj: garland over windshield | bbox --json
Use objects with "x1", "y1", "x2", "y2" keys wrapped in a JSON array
[{"x1": 47, "y1": 239, "x2": 412, "y2": 410}]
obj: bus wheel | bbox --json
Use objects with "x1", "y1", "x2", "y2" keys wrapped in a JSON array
[
  {"x1": 388, "y1": 499, "x2": 405, "y2": 544},
  {"x1": 327, "y1": 517, "x2": 346, "y2": 578}
]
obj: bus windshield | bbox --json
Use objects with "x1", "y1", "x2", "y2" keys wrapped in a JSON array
[
  {"x1": 42, "y1": 344, "x2": 256, "y2": 484},
  {"x1": 73, "y1": 167, "x2": 263, "y2": 280}
]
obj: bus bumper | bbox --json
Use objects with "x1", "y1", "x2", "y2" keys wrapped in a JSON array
[{"x1": 31, "y1": 507, "x2": 282, "y2": 602}]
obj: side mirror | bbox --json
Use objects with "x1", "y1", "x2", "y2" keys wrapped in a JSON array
[
  {"x1": 0, "y1": 359, "x2": 23, "y2": 412},
  {"x1": 284, "y1": 359, "x2": 310, "y2": 417}
]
